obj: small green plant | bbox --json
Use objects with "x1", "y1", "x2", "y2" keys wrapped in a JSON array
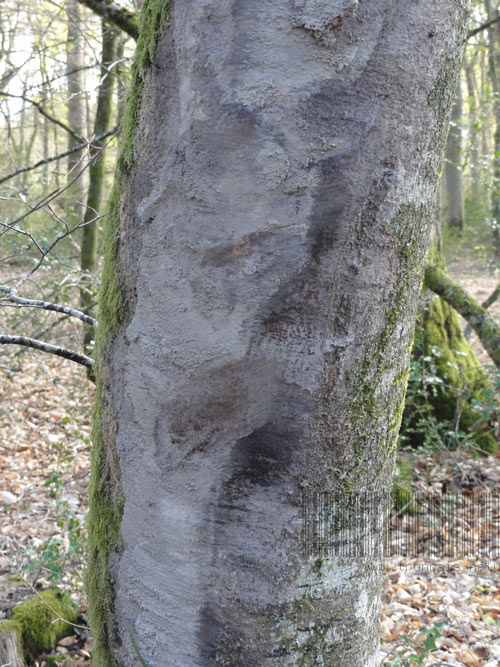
[
  {"x1": 131, "y1": 633, "x2": 149, "y2": 666},
  {"x1": 385, "y1": 622, "x2": 444, "y2": 666},
  {"x1": 399, "y1": 341, "x2": 454, "y2": 452},
  {"x1": 21, "y1": 431, "x2": 87, "y2": 596},
  {"x1": 399, "y1": 322, "x2": 498, "y2": 454}
]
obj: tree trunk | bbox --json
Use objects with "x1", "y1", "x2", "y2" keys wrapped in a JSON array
[
  {"x1": 480, "y1": 48, "x2": 490, "y2": 167},
  {"x1": 66, "y1": 0, "x2": 85, "y2": 224},
  {"x1": 0, "y1": 628, "x2": 23, "y2": 667},
  {"x1": 486, "y1": 0, "x2": 500, "y2": 254},
  {"x1": 464, "y1": 57, "x2": 480, "y2": 201},
  {"x1": 88, "y1": 1, "x2": 470, "y2": 665},
  {"x1": 445, "y1": 79, "x2": 465, "y2": 232},
  {"x1": 80, "y1": 21, "x2": 118, "y2": 356}
]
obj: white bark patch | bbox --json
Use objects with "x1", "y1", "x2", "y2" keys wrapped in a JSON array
[
  {"x1": 355, "y1": 589, "x2": 369, "y2": 620},
  {"x1": 293, "y1": 0, "x2": 359, "y2": 45}
]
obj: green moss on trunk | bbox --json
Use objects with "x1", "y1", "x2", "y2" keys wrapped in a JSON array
[
  {"x1": 399, "y1": 241, "x2": 498, "y2": 453},
  {"x1": 85, "y1": 1, "x2": 171, "y2": 665}
]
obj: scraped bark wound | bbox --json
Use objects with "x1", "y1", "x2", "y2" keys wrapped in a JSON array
[
  {"x1": 94, "y1": 1, "x2": 469, "y2": 665},
  {"x1": 293, "y1": 0, "x2": 359, "y2": 44}
]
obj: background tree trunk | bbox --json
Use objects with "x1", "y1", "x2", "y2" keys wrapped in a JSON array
[
  {"x1": 66, "y1": 0, "x2": 85, "y2": 224},
  {"x1": 80, "y1": 21, "x2": 118, "y2": 356},
  {"x1": 486, "y1": 0, "x2": 500, "y2": 253},
  {"x1": 464, "y1": 56, "x2": 480, "y2": 201},
  {"x1": 88, "y1": 1, "x2": 470, "y2": 665},
  {"x1": 445, "y1": 79, "x2": 465, "y2": 232}
]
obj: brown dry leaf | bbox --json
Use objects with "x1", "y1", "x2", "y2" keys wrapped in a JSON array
[
  {"x1": 57, "y1": 636, "x2": 78, "y2": 647},
  {"x1": 455, "y1": 650, "x2": 482, "y2": 666},
  {"x1": 480, "y1": 606, "x2": 500, "y2": 618},
  {"x1": 474, "y1": 646, "x2": 489, "y2": 659}
]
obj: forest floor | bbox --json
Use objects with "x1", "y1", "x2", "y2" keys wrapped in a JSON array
[
  {"x1": 0, "y1": 259, "x2": 499, "y2": 665},
  {"x1": 381, "y1": 257, "x2": 500, "y2": 666},
  {"x1": 0, "y1": 355, "x2": 93, "y2": 665}
]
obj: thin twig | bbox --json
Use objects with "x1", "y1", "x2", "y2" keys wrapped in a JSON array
[
  {"x1": 0, "y1": 127, "x2": 116, "y2": 186},
  {"x1": 0, "y1": 334, "x2": 93, "y2": 368},
  {"x1": 0, "y1": 285, "x2": 97, "y2": 327},
  {"x1": 0, "y1": 91, "x2": 81, "y2": 141}
]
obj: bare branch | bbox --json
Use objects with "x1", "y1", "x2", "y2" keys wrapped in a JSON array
[
  {"x1": 0, "y1": 218, "x2": 44, "y2": 255},
  {"x1": 0, "y1": 285, "x2": 97, "y2": 328},
  {"x1": 0, "y1": 334, "x2": 93, "y2": 368},
  {"x1": 0, "y1": 91, "x2": 82, "y2": 141},
  {"x1": 468, "y1": 14, "x2": 500, "y2": 39},
  {"x1": 0, "y1": 131, "x2": 116, "y2": 235},
  {"x1": 0, "y1": 127, "x2": 117, "y2": 186},
  {"x1": 76, "y1": 0, "x2": 139, "y2": 40},
  {"x1": 0, "y1": 133, "x2": 116, "y2": 289},
  {"x1": 14, "y1": 210, "x2": 101, "y2": 291},
  {"x1": 25, "y1": 63, "x2": 100, "y2": 94}
]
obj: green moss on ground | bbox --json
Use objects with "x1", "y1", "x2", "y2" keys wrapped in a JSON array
[
  {"x1": 412, "y1": 295, "x2": 497, "y2": 453},
  {"x1": 399, "y1": 243, "x2": 498, "y2": 453},
  {"x1": 0, "y1": 589, "x2": 78, "y2": 663},
  {"x1": 474, "y1": 431, "x2": 498, "y2": 454},
  {"x1": 46, "y1": 655, "x2": 70, "y2": 666}
]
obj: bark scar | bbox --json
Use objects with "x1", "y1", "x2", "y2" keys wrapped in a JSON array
[{"x1": 292, "y1": 0, "x2": 359, "y2": 45}]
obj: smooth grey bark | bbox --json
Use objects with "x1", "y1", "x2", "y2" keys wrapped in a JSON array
[
  {"x1": 94, "y1": 1, "x2": 470, "y2": 665},
  {"x1": 445, "y1": 79, "x2": 465, "y2": 231}
]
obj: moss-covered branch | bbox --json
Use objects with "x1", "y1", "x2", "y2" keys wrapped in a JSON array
[
  {"x1": 483, "y1": 282, "x2": 500, "y2": 310},
  {"x1": 464, "y1": 281, "x2": 500, "y2": 339},
  {"x1": 77, "y1": 0, "x2": 139, "y2": 40},
  {"x1": 468, "y1": 13, "x2": 500, "y2": 39},
  {"x1": 424, "y1": 265, "x2": 500, "y2": 368}
]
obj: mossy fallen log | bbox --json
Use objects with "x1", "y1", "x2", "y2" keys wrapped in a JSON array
[
  {"x1": 0, "y1": 588, "x2": 79, "y2": 665},
  {"x1": 424, "y1": 265, "x2": 500, "y2": 369}
]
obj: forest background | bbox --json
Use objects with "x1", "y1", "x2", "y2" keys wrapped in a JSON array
[{"x1": 0, "y1": 0, "x2": 500, "y2": 665}]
